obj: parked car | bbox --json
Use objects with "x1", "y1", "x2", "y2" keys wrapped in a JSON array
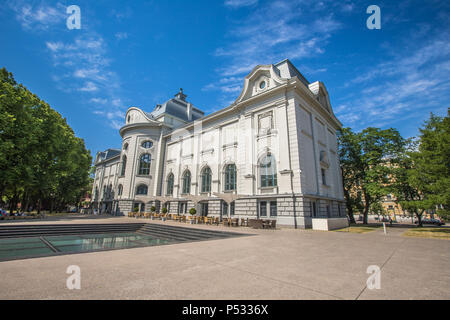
[{"x1": 415, "y1": 218, "x2": 445, "y2": 226}]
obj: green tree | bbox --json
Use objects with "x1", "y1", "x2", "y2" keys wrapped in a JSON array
[
  {"x1": 338, "y1": 127, "x2": 405, "y2": 224},
  {"x1": 0, "y1": 67, "x2": 92, "y2": 213},
  {"x1": 392, "y1": 112, "x2": 450, "y2": 225}
]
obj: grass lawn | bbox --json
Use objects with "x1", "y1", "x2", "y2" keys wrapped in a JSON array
[
  {"x1": 334, "y1": 224, "x2": 381, "y2": 233},
  {"x1": 403, "y1": 227, "x2": 450, "y2": 240}
]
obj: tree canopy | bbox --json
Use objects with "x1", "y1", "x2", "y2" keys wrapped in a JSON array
[
  {"x1": 338, "y1": 127, "x2": 405, "y2": 224},
  {"x1": 0, "y1": 67, "x2": 92, "y2": 213},
  {"x1": 338, "y1": 111, "x2": 449, "y2": 226}
]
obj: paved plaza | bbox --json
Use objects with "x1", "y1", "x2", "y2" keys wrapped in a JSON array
[{"x1": 0, "y1": 216, "x2": 449, "y2": 300}]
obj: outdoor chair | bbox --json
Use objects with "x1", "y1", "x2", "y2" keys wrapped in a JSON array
[
  {"x1": 270, "y1": 220, "x2": 277, "y2": 229},
  {"x1": 231, "y1": 218, "x2": 239, "y2": 227},
  {"x1": 240, "y1": 218, "x2": 248, "y2": 227},
  {"x1": 222, "y1": 218, "x2": 230, "y2": 227},
  {"x1": 262, "y1": 219, "x2": 276, "y2": 229},
  {"x1": 213, "y1": 217, "x2": 220, "y2": 225},
  {"x1": 248, "y1": 219, "x2": 264, "y2": 229}
]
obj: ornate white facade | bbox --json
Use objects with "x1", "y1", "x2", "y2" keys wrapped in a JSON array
[{"x1": 92, "y1": 59, "x2": 346, "y2": 228}]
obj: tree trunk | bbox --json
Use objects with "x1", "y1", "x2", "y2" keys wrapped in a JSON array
[
  {"x1": 363, "y1": 191, "x2": 370, "y2": 224},
  {"x1": 416, "y1": 210, "x2": 424, "y2": 227},
  {"x1": 347, "y1": 206, "x2": 356, "y2": 224}
]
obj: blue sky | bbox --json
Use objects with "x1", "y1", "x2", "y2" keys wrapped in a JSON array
[{"x1": 1, "y1": 0, "x2": 449, "y2": 157}]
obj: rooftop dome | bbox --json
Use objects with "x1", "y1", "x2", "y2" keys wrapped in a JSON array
[{"x1": 148, "y1": 88, "x2": 204, "y2": 122}]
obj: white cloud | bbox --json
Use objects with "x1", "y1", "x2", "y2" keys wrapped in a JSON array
[
  {"x1": 10, "y1": 1, "x2": 66, "y2": 31},
  {"x1": 90, "y1": 98, "x2": 108, "y2": 104},
  {"x1": 204, "y1": 0, "x2": 341, "y2": 106},
  {"x1": 115, "y1": 32, "x2": 128, "y2": 40},
  {"x1": 9, "y1": 1, "x2": 128, "y2": 130},
  {"x1": 46, "y1": 41, "x2": 64, "y2": 52},
  {"x1": 224, "y1": 0, "x2": 258, "y2": 8},
  {"x1": 335, "y1": 34, "x2": 450, "y2": 132},
  {"x1": 79, "y1": 82, "x2": 98, "y2": 92}
]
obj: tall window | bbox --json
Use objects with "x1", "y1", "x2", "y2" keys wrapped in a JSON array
[
  {"x1": 270, "y1": 201, "x2": 277, "y2": 216},
  {"x1": 222, "y1": 202, "x2": 228, "y2": 218},
  {"x1": 121, "y1": 156, "x2": 127, "y2": 176},
  {"x1": 117, "y1": 184, "x2": 123, "y2": 196},
  {"x1": 224, "y1": 164, "x2": 236, "y2": 191},
  {"x1": 136, "y1": 184, "x2": 148, "y2": 195},
  {"x1": 201, "y1": 166, "x2": 212, "y2": 193},
  {"x1": 260, "y1": 154, "x2": 277, "y2": 187},
  {"x1": 182, "y1": 170, "x2": 191, "y2": 194},
  {"x1": 138, "y1": 154, "x2": 151, "y2": 175},
  {"x1": 321, "y1": 168, "x2": 327, "y2": 185},
  {"x1": 260, "y1": 201, "x2": 267, "y2": 217},
  {"x1": 166, "y1": 173, "x2": 174, "y2": 195}
]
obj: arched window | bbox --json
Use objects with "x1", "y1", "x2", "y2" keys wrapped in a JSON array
[
  {"x1": 121, "y1": 155, "x2": 127, "y2": 176},
  {"x1": 224, "y1": 164, "x2": 236, "y2": 191},
  {"x1": 166, "y1": 173, "x2": 174, "y2": 196},
  {"x1": 201, "y1": 166, "x2": 212, "y2": 193},
  {"x1": 94, "y1": 187, "x2": 99, "y2": 200},
  {"x1": 141, "y1": 141, "x2": 153, "y2": 148},
  {"x1": 182, "y1": 170, "x2": 191, "y2": 194},
  {"x1": 136, "y1": 184, "x2": 148, "y2": 195},
  {"x1": 117, "y1": 184, "x2": 123, "y2": 196},
  {"x1": 260, "y1": 154, "x2": 277, "y2": 187},
  {"x1": 123, "y1": 143, "x2": 128, "y2": 151},
  {"x1": 138, "y1": 154, "x2": 151, "y2": 175}
]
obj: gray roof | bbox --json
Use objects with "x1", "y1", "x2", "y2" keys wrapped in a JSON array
[
  {"x1": 273, "y1": 59, "x2": 310, "y2": 86},
  {"x1": 97, "y1": 149, "x2": 121, "y2": 163},
  {"x1": 148, "y1": 89, "x2": 204, "y2": 122}
]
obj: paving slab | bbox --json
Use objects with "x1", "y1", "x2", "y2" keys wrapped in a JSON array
[{"x1": 0, "y1": 217, "x2": 449, "y2": 300}]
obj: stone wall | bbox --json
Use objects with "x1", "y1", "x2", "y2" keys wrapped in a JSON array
[
  {"x1": 235, "y1": 198, "x2": 257, "y2": 218},
  {"x1": 117, "y1": 199, "x2": 133, "y2": 216}
]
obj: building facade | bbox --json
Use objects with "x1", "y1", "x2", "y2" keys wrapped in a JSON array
[{"x1": 92, "y1": 59, "x2": 347, "y2": 228}]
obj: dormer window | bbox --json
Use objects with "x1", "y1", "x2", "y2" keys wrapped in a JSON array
[
  {"x1": 141, "y1": 141, "x2": 153, "y2": 149},
  {"x1": 259, "y1": 80, "x2": 266, "y2": 89}
]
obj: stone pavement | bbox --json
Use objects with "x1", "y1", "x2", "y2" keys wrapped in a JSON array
[{"x1": 0, "y1": 217, "x2": 449, "y2": 299}]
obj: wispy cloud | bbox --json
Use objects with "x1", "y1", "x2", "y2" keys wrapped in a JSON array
[
  {"x1": 204, "y1": 0, "x2": 342, "y2": 107},
  {"x1": 224, "y1": 0, "x2": 258, "y2": 8},
  {"x1": 9, "y1": 1, "x2": 66, "y2": 31},
  {"x1": 335, "y1": 34, "x2": 450, "y2": 131},
  {"x1": 115, "y1": 32, "x2": 128, "y2": 40},
  {"x1": 10, "y1": 1, "x2": 126, "y2": 130}
]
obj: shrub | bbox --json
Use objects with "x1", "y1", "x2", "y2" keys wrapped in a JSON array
[
  {"x1": 151, "y1": 206, "x2": 156, "y2": 212},
  {"x1": 162, "y1": 207, "x2": 168, "y2": 214},
  {"x1": 189, "y1": 208, "x2": 197, "y2": 216}
]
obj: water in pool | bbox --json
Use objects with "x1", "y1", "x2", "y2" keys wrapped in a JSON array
[{"x1": 0, "y1": 233, "x2": 171, "y2": 261}]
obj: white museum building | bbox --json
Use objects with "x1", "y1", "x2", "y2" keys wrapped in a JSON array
[{"x1": 92, "y1": 59, "x2": 348, "y2": 229}]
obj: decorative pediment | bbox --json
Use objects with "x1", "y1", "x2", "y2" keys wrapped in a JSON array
[
  {"x1": 233, "y1": 64, "x2": 288, "y2": 104},
  {"x1": 308, "y1": 81, "x2": 333, "y2": 113}
]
